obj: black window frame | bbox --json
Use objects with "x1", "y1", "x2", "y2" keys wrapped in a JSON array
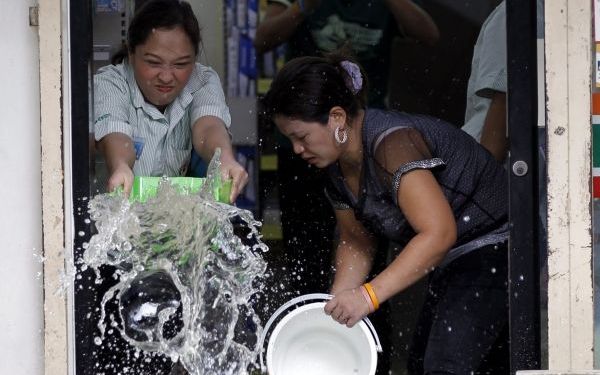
[{"x1": 69, "y1": 0, "x2": 544, "y2": 372}]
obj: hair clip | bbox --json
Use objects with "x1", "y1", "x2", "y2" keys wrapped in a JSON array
[{"x1": 340, "y1": 60, "x2": 363, "y2": 94}]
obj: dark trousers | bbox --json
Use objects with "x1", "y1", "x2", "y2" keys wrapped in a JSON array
[{"x1": 408, "y1": 243, "x2": 509, "y2": 375}]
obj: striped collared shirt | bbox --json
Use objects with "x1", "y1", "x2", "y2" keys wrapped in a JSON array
[{"x1": 94, "y1": 61, "x2": 231, "y2": 177}]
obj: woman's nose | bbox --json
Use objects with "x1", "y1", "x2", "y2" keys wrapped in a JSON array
[
  {"x1": 157, "y1": 68, "x2": 174, "y2": 83},
  {"x1": 292, "y1": 142, "x2": 304, "y2": 154}
]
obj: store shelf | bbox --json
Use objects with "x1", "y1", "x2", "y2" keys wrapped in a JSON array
[{"x1": 260, "y1": 154, "x2": 278, "y2": 171}]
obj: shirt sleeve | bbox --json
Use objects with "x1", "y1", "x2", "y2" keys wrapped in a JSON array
[
  {"x1": 268, "y1": 0, "x2": 292, "y2": 6},
  {"x1": 373, "y1": 127, "x2": 445, "y2": 205},
  {"x1": 93, "y1": 66, "x2": 134, "y2": 141},
  {"x1": 189, "y1": 65, "x2": 232, "y2": 128},
  {"x1": 472, "y1": 4, "x2": 507, "y2": 99}
]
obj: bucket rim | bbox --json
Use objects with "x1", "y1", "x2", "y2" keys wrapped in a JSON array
[
  {"x1": 265, "y1": 301, "x2": 378, "y2": 375},
  {"x1": 258, "y1": 293, "x2": 382, "y2": 374}
]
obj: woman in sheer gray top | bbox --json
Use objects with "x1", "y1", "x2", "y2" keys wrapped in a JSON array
[
  {"x1": 325, "y1": 109, "x2": 508, "y2": 266},
  {"x1": 264, "y1": 52, "x2": 509, "y2": 373}
]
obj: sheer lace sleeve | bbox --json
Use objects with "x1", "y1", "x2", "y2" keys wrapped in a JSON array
[{"x1": 372, "y1": 127, "x2": 445, "y2": 204}]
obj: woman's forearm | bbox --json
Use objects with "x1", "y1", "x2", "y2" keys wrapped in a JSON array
[
  {"x1": 330, "y1": 235, "x2": 377, "y2": 294},
  {"x1": 385, "y1": 0, "x2": 440, "y2": 46},
  {"x1": 254, "y1": 3, "x2": 305, "y2": 54},
  {"x1": 192, "y1": 116, "x2": 235, "y2": 162},
  {"x1": 369, "y1": 229, "x2": 453, "y2": 304},
  {"x1": 193, "y1": 116, "x2": 249, "y2": 202},
  {"x1": 366, "y1": 168, "x2": 457, "y2": 304},
  {"x1": 97, "y1": 132, "x2": 136, "y2": 174}
]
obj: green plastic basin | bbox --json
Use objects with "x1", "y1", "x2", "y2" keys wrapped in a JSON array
[{"x1": 130, "y1": 176, "x2": 232, "y2": 203}]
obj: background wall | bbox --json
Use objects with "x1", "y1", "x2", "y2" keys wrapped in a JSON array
[
  {"x1": 0, "y1": 0, "x2": 44, "y2": 373},
  {"x1": 192, "y1": 0, "x2": 225, "y2": 81}
]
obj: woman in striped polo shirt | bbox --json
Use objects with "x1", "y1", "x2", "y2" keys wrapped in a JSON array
[{"x1": 94, "y1": 0, "x2": 247, "y2": 203}]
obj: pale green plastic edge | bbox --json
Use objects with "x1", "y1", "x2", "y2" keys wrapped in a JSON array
[{"x1": 130, "y1": 176, "x2": 232, "y2": 203}]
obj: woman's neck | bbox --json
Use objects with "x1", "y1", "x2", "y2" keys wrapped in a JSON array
[{"x1": 339, "y1": 109, "x2": 365, "y2": 170}]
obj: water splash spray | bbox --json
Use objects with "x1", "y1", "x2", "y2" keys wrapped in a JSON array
[{"x1": 83, "y1": 151, "x2": 268, "y2": 374}]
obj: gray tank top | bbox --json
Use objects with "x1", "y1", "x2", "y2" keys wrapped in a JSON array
[{"x1": 325, "y1": 109, "x2": 508, "y2": 265}]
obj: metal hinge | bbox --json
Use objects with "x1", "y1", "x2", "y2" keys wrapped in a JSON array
[{"x1": 29, "y1": 5, "x2": 39, "y2": 27}]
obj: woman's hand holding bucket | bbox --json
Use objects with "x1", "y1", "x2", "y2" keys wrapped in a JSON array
[
  {"x1": 261, "y1": 293, "x2": 383, "y2": 374},
  {"x1": 107, "y1": 162, "x2": 135, "y2": 196},
  {"x1": 324, "y1": 287, "x2": 372, "y2": 327},
  {"x1": 219, "y1": 154, "x2": 248, "y2": 203}
]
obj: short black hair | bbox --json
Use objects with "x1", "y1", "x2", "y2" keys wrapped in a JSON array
[
  {"x1": 128, "y1": 0, "x2": 201, "y2": 55},
  {"x1": 112, "y1": 0, "x2": 201, "y2": 64}
]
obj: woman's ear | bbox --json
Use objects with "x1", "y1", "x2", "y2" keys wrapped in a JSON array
[{"x1": 328, "y1": 106, "x2": 347, "y2": 128}]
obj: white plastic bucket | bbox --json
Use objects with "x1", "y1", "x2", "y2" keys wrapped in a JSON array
[{"x1": 259, "y1": 294, "x2": 382, "y2": 375}]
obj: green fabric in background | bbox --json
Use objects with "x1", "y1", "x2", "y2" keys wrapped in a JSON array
[{"x1": 594, "y1": 124, "x2": 600, "y2": 168}]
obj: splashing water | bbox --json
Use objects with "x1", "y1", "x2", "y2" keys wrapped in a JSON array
[{"x1": 83, "y1": 153, "x2": 268, "y2": 374}]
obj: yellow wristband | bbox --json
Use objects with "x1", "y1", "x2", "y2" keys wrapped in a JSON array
[{"x1": 363, "y1": 282, "x2": 379, "y2": 310}]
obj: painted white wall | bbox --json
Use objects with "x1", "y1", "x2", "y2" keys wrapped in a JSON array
[{"x1": 0, "y1": 0, "x2": 44, "y2": 374}]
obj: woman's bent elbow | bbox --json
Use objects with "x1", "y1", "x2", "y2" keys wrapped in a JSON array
[{"x1": 438, "y1": 224, "x2": 457, "y2": 253}]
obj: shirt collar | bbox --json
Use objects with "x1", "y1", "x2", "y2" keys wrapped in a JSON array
[
  {"x1": 175, "y1": 63, "x2": 206, "y2": 109},
  {"x1": 124, "y1": 61, "x2": 147, "y2": 110}
]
